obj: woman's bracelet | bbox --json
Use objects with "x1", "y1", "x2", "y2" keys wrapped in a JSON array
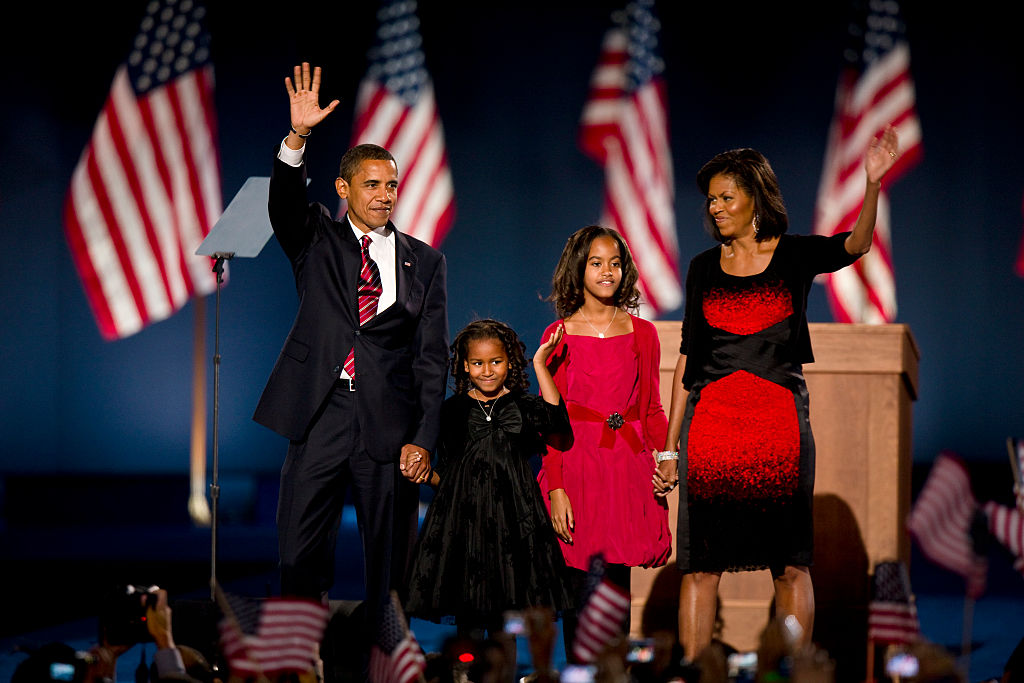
[
  {"x1": 655, "y1": 450, "x2": 679, "y2": 463},
  {"x1": 290, "y1": 126, "x2": 311, "y2": 138}
]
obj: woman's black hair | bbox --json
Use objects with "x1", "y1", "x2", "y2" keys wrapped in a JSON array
[{"x1": 696, "y1": 148, "x2": 788, "y2": 243}]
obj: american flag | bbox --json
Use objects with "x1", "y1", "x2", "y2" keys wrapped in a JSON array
[
  {"x1": 348, "y1": 0, "x2": 455, "y2": 248},
  {"x1": 867, "y1": 561, "x2": 920, "y2": 645},
  {"x1": 813, "y1": 0, "x2": 922, "y2": 324},
  {"x1": 217, "y1": 593, "x2": 329, "y2": 678},
  {"x1": 579, "y1": 0, "x2": 680, "y2": 316},
  {"x1": 64, "y1": 0, "x2": 221, "y2": 340},
  {"x1": 907, "y1": 452, "x2": 988, "y2": 598},
  {"x1": 572, "y1": 553, "x2": 631, "y2": 664},
  {"x1": 370, "y1": 591, "x2": 426, "y2": 683},
  {"x1": 1009, "y1": 437, "x2": 1024, "y2": 497},
  {"x1": 983, "y1": 502, "x2": 1024, "y2": 574}
]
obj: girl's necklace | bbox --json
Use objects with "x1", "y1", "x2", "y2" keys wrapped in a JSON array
[
  {"x1": 473, "y1": 387, "x2": 507, "y2": 422},
  {"x1": 578, "y1": 306, "x2": 617, "y2": 338}
]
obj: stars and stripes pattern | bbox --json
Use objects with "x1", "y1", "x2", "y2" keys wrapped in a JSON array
[
  {"x1": 572, "y1": 553, "x2": 631, "y2": 664},
  {"x1": 344, "y1": 235, "x2": 383, "y2": 377},
  {"x1": 64, "y1": 0, "x2": 221, "y2": 340},
  {"x1": 1009, "y1": 437, "x2": 1024, "y2": 500},
  {"x1": 217, "y1": 593, "x2": 329, "y2": 678},
  {"x1": 907, "y1": 452, "x2": 988, "y2": 598},
  {"x1": 983, "y1": 501, "x2": 1024, "y2": 574},
  {"x1": 813, "y1": 0, "x2": 921, "y2": 324},
  {"x1": 349, "y1": 0, "x2": 455, "y2": 248},
  {"x1": 867, "y1": 561, "x2": 920, "y2": 645},
  {"x1": 370, "y1": 591, "x2": 426, "y2": 683},
  {"x1": 579, "y1": 0, "x2": 680, "y2": 316}
]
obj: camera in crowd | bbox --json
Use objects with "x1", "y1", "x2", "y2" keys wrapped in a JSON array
[
  {"x1": 502, "y1": 610, "x2": 526, "y2": 636},
  {"x1": 727, "y1": 651, "x2": 758, "y2": 683},
  {"x1": 886, "y1": 652, "x2": 920, "y2": 678},
  {"x1": 98, "y1": 584, "x2": 160, "y2": 646},
  {"x1": 11, "y1": 643, "x2": 93, "y2": 683}
]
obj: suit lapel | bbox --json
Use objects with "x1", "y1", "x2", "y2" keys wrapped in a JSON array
[
  {"x1": 393, "y1": 228, "x2": 416, "y2": 310},
  {"x1": 338, "y1": 215, "x2": 362, "y2": 310}
]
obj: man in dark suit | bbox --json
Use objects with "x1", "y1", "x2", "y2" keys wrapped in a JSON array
[{"x1": 253, "y1": 63, "x2": 448, "y2": 624}]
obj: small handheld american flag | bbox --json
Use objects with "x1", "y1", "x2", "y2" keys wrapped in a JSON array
[
  {"x1": 982, "y1": 501, "x2": 1024, "y2": 574},
  {"x1": 868, "y1": 561, "x2": 920, "y2": 646},
  {"x1": 216, "y1": 590, "x2": 329, "y2": 678},
  {"x1": 370, "y1": 591, "x2": 426, "y2": 683},
  {"x1": 907, "y1": 452, "x2": 988, "y2": 598},
  {"x1": 1007, "y1": 437, "x2": 1024, "y2": 503},
  {"x1": 572, "y1": 553, "x2": 631, "y2": 664}
]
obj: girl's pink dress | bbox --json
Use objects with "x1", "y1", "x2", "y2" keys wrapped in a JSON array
[{"x1": 538, "y1": 316, "x2": 671, "y2": 571}]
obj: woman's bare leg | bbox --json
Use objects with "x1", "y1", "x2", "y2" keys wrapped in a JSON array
[
  {"x1": 679, "y1": 571, "x2": 722, "y2": 660},
  {"x1": 772, "y1": 565, "x2": 814, "y2": 646}
]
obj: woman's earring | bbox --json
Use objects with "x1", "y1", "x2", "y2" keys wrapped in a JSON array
[{"x1": 753, "y1": 214, "x2": 760, "y2": 236}]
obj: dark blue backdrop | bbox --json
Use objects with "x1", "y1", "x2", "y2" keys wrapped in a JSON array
[{"x1": 2, "y1": 2, "x2": 1022, "y2": 487}]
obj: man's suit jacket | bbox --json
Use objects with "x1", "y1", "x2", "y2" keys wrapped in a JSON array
[{"x1": 253, "y1": 153, "x2": 449, "y2": 462}]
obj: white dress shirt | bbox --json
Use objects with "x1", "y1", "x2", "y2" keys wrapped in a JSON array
[{"x1": 279, "y1": 141, "x2": 397, "y2": 379}]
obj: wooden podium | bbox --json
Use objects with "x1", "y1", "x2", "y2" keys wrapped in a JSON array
[{"x1": 631, "y1": 322, "x2": 918, "y2": 671}]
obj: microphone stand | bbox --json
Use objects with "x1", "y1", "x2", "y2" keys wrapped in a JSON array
[
  {"x1": 209, "y1": 252, "x2": 233, "y2": 599},
  {"x1": 193, "y1": 175, "x2": 276, "y2": 601}
]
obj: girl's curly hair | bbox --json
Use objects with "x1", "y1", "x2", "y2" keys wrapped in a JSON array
[
  {"x1": 450, "y1": 319, "x2": 530, "y2": 395},
  {"x1": 547, "y1": 225, "x2": 641, "y2": 319}
]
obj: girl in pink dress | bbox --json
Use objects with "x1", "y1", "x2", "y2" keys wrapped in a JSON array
[{"x1": 538, "y1": 225, "x2": 672, "y2": 655}]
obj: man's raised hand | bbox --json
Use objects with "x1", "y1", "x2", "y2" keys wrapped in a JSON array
[{"x1": 285, "y1": 62, "x2": 339, "y2": 136}]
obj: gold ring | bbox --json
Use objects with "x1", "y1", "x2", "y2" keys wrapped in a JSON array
[{"x1": 889, "y1": 152, "x2": 897, "y2": 158}]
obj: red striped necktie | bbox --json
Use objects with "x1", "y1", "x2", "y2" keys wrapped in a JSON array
[{"x1": 343, "y1": 235, "x2": 382, "y2": 377}]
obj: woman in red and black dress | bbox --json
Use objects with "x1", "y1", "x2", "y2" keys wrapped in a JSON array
[{"x1": 653, "y1": 128, "x2": 901, "y2": 659}]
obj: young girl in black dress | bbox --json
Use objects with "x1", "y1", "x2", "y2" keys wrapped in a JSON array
[{"x1": 405, "y1": 319, "x2": 575, "y2": 638}]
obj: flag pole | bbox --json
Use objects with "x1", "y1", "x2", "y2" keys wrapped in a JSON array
[
  {"x1": 961, "y1": 595, "x2": 974, "y2": 681},
  {"x1": 189, "y1": 297, "x2": 211, "y2": 527},
  {"x1": 1007, "y1": 438, "x2": 1023, "y2": 502}
]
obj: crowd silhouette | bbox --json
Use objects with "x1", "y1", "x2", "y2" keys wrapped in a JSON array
[{"x1": 12, "y1": 581, "x2": 1019, "y2": 683}]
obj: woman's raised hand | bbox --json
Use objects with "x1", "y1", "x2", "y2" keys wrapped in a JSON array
[
  {"x1": 285, "y1": 62, "x2": 339, "y2": 135},
  {"x1": 865, "y1": 125, "x2": 900, "y2": 185}
]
